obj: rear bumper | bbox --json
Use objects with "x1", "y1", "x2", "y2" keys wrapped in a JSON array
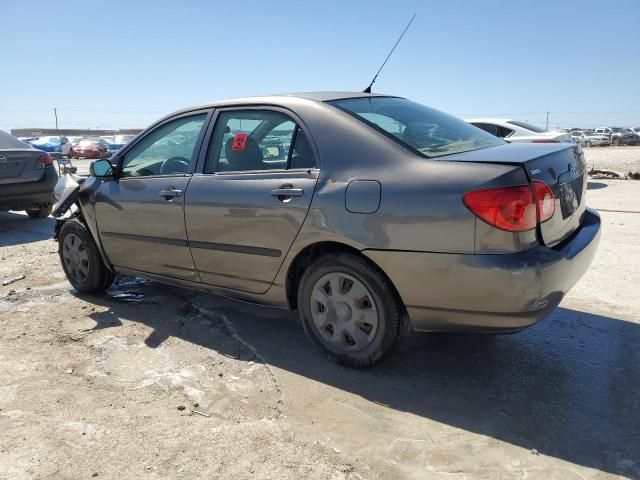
[
  {"x1": 0, "y1": 168, "x2": 58, "y2": 210},
  {"x1": 364, "y1": 208, "x2": 601, "y2": 332}
]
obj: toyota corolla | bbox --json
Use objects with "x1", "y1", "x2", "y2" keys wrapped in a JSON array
[{"x1": 53, "y1": 92, "x2": 600, "y2": 367}]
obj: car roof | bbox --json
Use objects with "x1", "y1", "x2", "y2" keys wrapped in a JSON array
[{"x1": 168, "y1": 91, "x2": 397, "y2": 117}]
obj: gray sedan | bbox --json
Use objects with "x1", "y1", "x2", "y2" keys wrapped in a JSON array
[
  {"x1": 0, "y1": 130, "x2": 58, "y2": 218},
  {"x1": 54, "y1": 92, "x2": 600, "y2": 367}
]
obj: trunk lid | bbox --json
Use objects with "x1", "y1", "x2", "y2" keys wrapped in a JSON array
[
  {"x1": 445, "y1": 143, "x2": 587, "y2": 247},
  {"x1": 0, "y1": 148, "x2": 46, "y2": 185}
]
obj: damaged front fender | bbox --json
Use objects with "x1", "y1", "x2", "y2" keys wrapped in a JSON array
[{"x1": 52, "y1": 175, "x2": 115, "y2": 272}]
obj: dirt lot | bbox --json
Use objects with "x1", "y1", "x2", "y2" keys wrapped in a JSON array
[{"x1": 1, "y1": 159, "x2": 640, "y2": 478}]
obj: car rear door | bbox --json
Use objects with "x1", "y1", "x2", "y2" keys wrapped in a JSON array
[
  {"x1": 94, "y1": 111, "x2": 211, "y2": 281},
  {"x1": 184, "y1": 107, "x2": 319, "y2": 294}
]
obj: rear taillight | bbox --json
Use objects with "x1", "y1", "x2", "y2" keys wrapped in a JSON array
[
  {"x1": 463, "y1": 185, "x2": 537, "y2": 232},
  {"x1": 532, "y1": 180, "x2": 555, "y2": 222},
  {"x1": 464, "y1": 181, "x2": 556, "y2": 232},
  {"x1": 532, "y1": 139, "x2": 560, "y2": 143},
  {"x1": 35, "y1": 154, "x2": 53, "y2": 169}
]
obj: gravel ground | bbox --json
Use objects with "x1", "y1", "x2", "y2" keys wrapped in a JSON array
[{"x1": 1, "y1": 152, "x2": 639, "y2": 479}]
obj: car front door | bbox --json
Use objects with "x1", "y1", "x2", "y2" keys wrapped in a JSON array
[
  {"x1": 95, "y1": 111, "x2": 210, "y2": 281},
  {"x1": 185, "y1": 108, "x2": 319, "y2": 294}
]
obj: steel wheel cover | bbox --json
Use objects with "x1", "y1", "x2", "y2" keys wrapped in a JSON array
[
  {"x1": 62, "y1": 233, "x2": 90, "y2": 283},
  {"x1": 310, "y1": 272, "x2": 379, "y2": 352}
]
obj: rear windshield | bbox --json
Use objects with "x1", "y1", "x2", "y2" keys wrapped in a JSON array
[
  {"x1": 329, "y1": 97, "x2": 503, "y2": 158},
  {"x1": 506, "y1": 120, "x2": 546, "y2": 133},
  {"x1": 0, "y1": 130, "x2": 30, "y2": 149}
]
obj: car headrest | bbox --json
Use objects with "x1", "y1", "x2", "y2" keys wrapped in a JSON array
[{"x1": 224, "y1": 135, "x2": 263, "y2": 171}]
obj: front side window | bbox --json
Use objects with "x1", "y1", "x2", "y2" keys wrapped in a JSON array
[
  {"x1": 329, "y1": 97, "x2": 503, "y2": 158},
  {"x1": 121, "y1": 114, "x2": 206, "y2": 177},
  {"x1": 205, "y1": 110, "x2": 315, "y2": 173}
]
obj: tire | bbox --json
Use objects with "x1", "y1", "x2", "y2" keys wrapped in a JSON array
[
  {"x1": 58, "y1": 218, "x2": 115, "y2": 293},
  {"x1": 613, "y1": 138, "x2": 620, "y2": 146},
  {"x1": 297, "y1": 252, "x2": 410, "y2": 368},
  {"x1": 585, "y1": 141, "x2": 592, "y2": 147},
  {"x1": 25, "y1": 205, "x2": 52, "y2": 219}
]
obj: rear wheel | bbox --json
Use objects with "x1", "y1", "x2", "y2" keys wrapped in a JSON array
[
  {"x1": 585, "y1": 141, "x2": 592, "y2": 147},
  {"x1": 58, "y1": 219, "x2": 114, "y2": 293},
  {"x1": 297, "y1": 252, "x2": 410, "y2": 368},
  {"x1": 25, "y1": 205, "x2": 52, "y2": 219}
]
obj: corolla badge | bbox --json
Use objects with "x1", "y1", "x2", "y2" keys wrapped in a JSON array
[{"x1": 530, "y1": 168, "x2": 541, "y2": 175}]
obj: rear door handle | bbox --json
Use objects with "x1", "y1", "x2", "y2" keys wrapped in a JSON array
[
  {"x1": 159, "y1": 188, "x2": 183, "y2": 199},
  {"x1": 270, "y1": 188, "x2": 304, "y2": 198}
]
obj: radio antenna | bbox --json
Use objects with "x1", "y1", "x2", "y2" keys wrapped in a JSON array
[{"x1": 363, "y1": 14, "x2": 416, "y2": 93}]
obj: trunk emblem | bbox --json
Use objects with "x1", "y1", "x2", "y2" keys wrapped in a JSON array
[{"x1": 0, "y1": 155, "x2": 6, "y2": 163}]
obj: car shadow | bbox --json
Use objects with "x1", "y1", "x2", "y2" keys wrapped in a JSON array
[
  {"x1": 79, "y1": 281, "x2": 639, "y2": 478},
  {"x1": 0, "y1": 211, "x2": 56, "y2": 247},
  {"x1": 587, "y1": 181, "x2": 608, "y2": 190}
]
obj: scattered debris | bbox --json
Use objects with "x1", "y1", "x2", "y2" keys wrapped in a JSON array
[
  {"x1": 192, "y1": 410, "x2": 210, "y2": 418},
  {"x1": 530, "y1": 449, "x2": 539, "y2": 456},
  {"x1": 2, "y1": 275, "x2": 25, "y2": 286},
  {"x1": 65, "y1": 368, "x2": 73, "y2": 374},
  {"x1": 589, "y1": 167, "x2": 622, "y2": 179},
  {"x1": 177, "y1": 405, "x2": 186, "y2": 411},
  {"x1": 628, "y1": 171, "x2": 640, "y2": 180}
]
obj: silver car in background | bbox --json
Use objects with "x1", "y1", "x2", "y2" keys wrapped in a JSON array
[
  {"x1": 0, "y1": 130, "x2": 58, "y2": 218},
  {"x1": 54, "y1": 92, "x2": 600, "y2": 367}
]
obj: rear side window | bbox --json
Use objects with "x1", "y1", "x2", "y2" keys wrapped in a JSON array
[
  {"x1": 473, "y1": 123, "x2": 514, "y2": 138},
  {"x1": 329, "y1": 97, "x2": 503, "y2": 158},
  {"x1": 204, "y1": 110, "x2": 316, "y2": 173}
]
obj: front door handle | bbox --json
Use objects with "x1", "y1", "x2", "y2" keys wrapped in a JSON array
[
  {"x1": 159, "y1": 187, "x2": 183, "y2": 199},
  {"x1": 270, "y1": 187, "x2": 304, "y2": 198}
]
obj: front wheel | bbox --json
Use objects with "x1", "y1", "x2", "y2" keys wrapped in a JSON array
[
  {"x1": 58, "y1": 219, "x2": 115, "y2": 293},
  {"x1": 297, "y1": 252, "x2": 410, "y2": 368},
  {"x1": 25, "y1": 205, "x2": 52, "y2": 219}
]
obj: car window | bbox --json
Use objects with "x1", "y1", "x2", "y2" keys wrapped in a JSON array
[
  {"x1": 204, "y1": 110, "x2": 316, "y2": 173},
  {"x1": 121, "y1": 114, "x2": 206, "y2": 177},
  {"x1": 330, "y1": 97, "x2": 503, "y2": 158},
  {"x1": 473, "y1": 123, "x2": 513, "y2": 138}
]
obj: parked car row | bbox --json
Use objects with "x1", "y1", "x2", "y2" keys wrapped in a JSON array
[
  {"x1": 464, "y1": 119, "x2": 640, "y2": 147},
  {"x1": 18, "y1": 134, "x2": 136, "y2": 158}
]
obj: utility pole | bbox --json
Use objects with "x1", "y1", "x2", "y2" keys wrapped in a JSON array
[
  {"x1": 54, "y1": 108, "x2": 59, "y2": 133},
  {"x1": 545, "y1": 111, "x2": 550, "y2": 131}
]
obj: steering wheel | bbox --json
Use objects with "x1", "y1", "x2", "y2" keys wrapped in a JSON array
[{"x1": 160, "y1": 156, "x2": 190, "y2": 175}]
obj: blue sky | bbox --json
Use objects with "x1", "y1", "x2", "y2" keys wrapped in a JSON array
[{"x1": 1, "y1": 0, "x2": 638, "y2": 132}]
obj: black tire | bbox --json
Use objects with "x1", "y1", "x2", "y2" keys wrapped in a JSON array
[
  {"x1": 58, "y1": 218, "x2": 115, "y2": 293},
  {"x1": 297, "y1": 252, "x2": 410, "y2": 368},
  {"x1": 25, "y1": 205, "x2": 52, "y2": 219},
  {"x1": 585, "y1": 141, "x2": 592, "y2": 147}
]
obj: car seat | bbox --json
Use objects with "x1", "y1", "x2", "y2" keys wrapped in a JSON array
[{"x1": 224, "y1": 135, "x2": 264, "y2": 171}]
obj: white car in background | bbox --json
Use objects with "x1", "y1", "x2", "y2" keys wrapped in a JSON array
[
  {"x1": 584, "y1": 132, "x2": 611, "y2": 147},
  {"x1": 466, "y1": 118, "x2": 573, "y2": 143},
  {"x1": 570, "y1": 131, "x2": 588, "y2": 145}
]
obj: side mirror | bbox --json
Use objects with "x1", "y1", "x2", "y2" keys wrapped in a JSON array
[{"x1": 90, "y1": 159, "x2": 115, "y2": 178}]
